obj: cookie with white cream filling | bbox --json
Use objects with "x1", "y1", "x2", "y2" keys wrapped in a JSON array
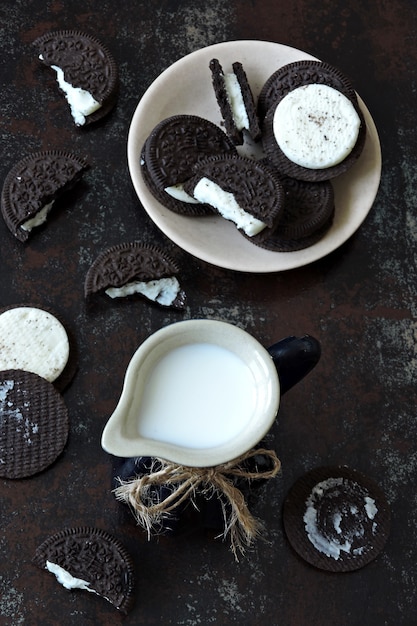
[
  {"x1": 33, "y1": 527, "x2": 136, "y2": 614},
  {"x1": 33, "y1": 30, "x2": 119, "y2": 126},
  {"x1": 1, "y1": 150, "x2": 88, "y2": 242},
  {"x1": 260, "y1": 61, "x2": 366, "y2": 181},
  {"x1": 209, "y1": 58, "x2": 261, "y2": 145},
  {"x1": 84, "y1": 242, "x2": 187, "y2": 310},
  {"x1": 0, "y1": 304, "x2": 78, "y2": 391},
  {"x1": 184, "y1": 154, "x2": 285, "y2": 243}
]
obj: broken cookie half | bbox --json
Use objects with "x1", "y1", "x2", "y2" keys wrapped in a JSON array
[
  {"x1": 1, "y1": 150, "x2": 88, "y2": 242},
  {"x1": 33, "y1": 30, "x2": 119, "y2": 126},
  {"x1": 85, "y1": 242, "x2": 187, "y2": 310},
  {"x1": 33, "y1": 527, "x2": 136, "y2": 614}
]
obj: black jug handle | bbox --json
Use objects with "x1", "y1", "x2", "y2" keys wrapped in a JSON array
[{"x1": 267, "y1": 335, "x2": 321, "y2": 395}]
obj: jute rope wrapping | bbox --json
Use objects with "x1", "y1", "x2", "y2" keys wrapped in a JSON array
[{"x1": 114, "y1": 447, "x2": 281, "y2": 560}]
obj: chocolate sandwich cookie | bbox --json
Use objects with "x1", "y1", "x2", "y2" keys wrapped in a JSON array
[
  {"x1": 33, "y1": 30, "x2": 119, "y2": 126},
  {"x1": 85, "y1": 242, "x2": 187, "y2": 309},
  {"x1": 209, "y1": 58, "x2": 261, "y2": 145},
  {"x1": 259, "y1": 176, "x2": 335, "y2": 252},
  {"x1": 0, "y1": 304, "x2": 78, "y2": 392},
  {"x1": 1, "y1": 150, "x2": 88, "y2": 242},
  {"x1": 142, "y1": 114, "x2": 237, "y2": 216},
  {"x1": 283, "y1": 466, "x2": 391, "y2": 572},
  {"x1": 0, "y1": 369, "x2": 69, "y2": 479},
  {"x1": 33, "y1": 527, "x2": 136, "y2": 614},
  {"x1": 184, "y1": 154, "x2": 286, "y2": 243},
  {"x1": 259, "y1": 61, "x2": 366, "y2": 181}
]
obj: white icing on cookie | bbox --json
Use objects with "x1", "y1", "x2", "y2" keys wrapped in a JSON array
[
  {"x1": 273, "y1": 84, "x2": 361, "y2": 169},
  {"x1": 0, "y1": 307, "x2": 69, "y2": 382},
  {"x1": 192, "y1": 177, "x2": 266, "y2": 236}
]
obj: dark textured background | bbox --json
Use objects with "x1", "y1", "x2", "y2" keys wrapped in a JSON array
[{"x1": 1, "y1": 1, "x2": 416, "y2": 624}]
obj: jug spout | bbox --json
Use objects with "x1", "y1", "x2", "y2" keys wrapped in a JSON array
[{"x1": 267, "y1": 335, "x2": 321, "y2": 395}]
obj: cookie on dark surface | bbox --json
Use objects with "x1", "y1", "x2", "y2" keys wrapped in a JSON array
[
  {"x1": 0, "y1": 304, "x2": 78, "y2": 392},
  {"x1": 33, "y1": 527, "x2": 136, "y2": 614},
  {"x1": 0, "y1": 369, "x2": 69, "y2": 479},
  {"x1": 1, "y1": 150, "x2": 88, "y2": 242},
  {"x1": 184, "y1": 153, "x2": 286, "y2": 243},
  {"x1": 209, "y1": 58, "x2": 261, "y2": 145},
  {"x1": 33, "y1": 30, "x2": 119, "y2": 126},
  {"x1": 84, "y1": 242, "x2": 187, "y2": 309},
  {"x1": 283, "y1": 466, "x2": 391, "y2": 572},
  {"x1": 259, "y1": 60, "x2": 366, "y2": 182},
  {"x1": 141, "y1": 114, "x2": 237, "y2": 215}
]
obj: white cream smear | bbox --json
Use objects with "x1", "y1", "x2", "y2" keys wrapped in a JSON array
[
  {"x1": 105, "y1": 276, "x2": 181, "y2": 306},
  {"x1": 192, "y1": 177, "x2": 266, "y2": 236},
  {"x1": 137, "y1": 342, "x2": 257, "y2": 448},
  {"x1": 223, "y1": 73, "x2": 249, "y2": 131},
  {"x1": 49, "y1": 63, "x2": 101, "y2": 126},
  {"x1": 21, "y1": 200, "x2": 54, "y2": 232},
  {"x1": 0, "y1": 307, "x2": 69, "y2": 382},
  {"x1": 273, "y1": 84, "x2": 361, "y2": 169},
  {"x1": 303, "y1": 477, "x2": 378, "y2": 560},
  {"x1": 46, "y1": 561, "x2": 96, "y2": 593},
  {"x1": 164, "y1": 184, "x2": 200, "y2": 204}
]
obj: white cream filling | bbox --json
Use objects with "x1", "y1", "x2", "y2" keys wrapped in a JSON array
[
  {"x1": 46, "y1": 561, "x2": 95, "y2": 593},
  {"x1": 0, "y1": 306, "x2": 70, "y2": 382},
  {"x1": 164, "y1": 184, "x2": 200, "y2": 204},
  {"x1": 105, "y1": 276, "x2": 181, "y2": 306},
  {"x1": 21, "y1": 200, "x2": 54, "y2": 232},
  {"x1": 223, "y1": 73, "x2": 249, "y2": 131},
  {"x1": 192, "y1": 177, "x2": 266, "y2": 236},
  {"x1": 50, "y1": 64, "x2": 101, "y2": 126},
  {"x1": 273, "y1": 83, "x2": 361, "y2": 169}
]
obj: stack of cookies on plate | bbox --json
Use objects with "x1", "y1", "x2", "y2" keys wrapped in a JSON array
[{"x1": 141, "y1": 59, "x2": 366, "y2": 252}]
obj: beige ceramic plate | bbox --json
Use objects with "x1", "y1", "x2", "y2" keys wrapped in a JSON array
[{"x1": 127, "y1": 40, "x2": 381, "y2": 273}]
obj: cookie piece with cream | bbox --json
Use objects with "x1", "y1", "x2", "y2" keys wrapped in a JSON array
[
  {"x1": 209, "y1": 58, "x2": 261, "y2": 145},
  {"x1": 85, "y1": 242, "x2": 187, "y2": 310},
  {"x1": 260, "y1": 60, "x2": 366, "y2": 181},
  {"x1": 142, "y1": 114, "x2": 237, "y2": 216},
  {"x1": 33, "y1": 527, "x2": 136, "y2": 614},
  {"x1": 33, "y1": 30, "x2": 119, "y2": 126},
  {"x1": 1, "y1": 150, "x2": 88, "y2": 242},
  {"x1": 184, "y1": 154, "x2": 285, "y2": 244}
]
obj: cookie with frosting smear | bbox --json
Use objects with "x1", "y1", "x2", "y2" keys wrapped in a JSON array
[
  {"x1": 33, "y1": 30, "x2": 119, "y2": 126},
  {"x1": 283, "y1": 466, "x2": 391, "y2": 572}
]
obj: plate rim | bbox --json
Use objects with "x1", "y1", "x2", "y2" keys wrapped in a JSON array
[{"x1": 127, "y1": 40, "x2": 382, "y2": 273}]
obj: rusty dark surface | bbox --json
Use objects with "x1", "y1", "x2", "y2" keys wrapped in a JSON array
[{"x1": 1, "y1": 1, "x2": 416, "y2": 624}]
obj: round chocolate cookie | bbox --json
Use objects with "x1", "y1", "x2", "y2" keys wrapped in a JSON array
[
  {"x1": 84, "y1": 242, "x2": 187, "y2": 309},
  {"x1": 259, "y1": 60, "x2": 366, "y2": 182},
  {"x1": 33, "y1": 30, "x2": 119, "y2": 126},
  {"x1": 33, "y1": 527, "x2": 136, "y2": 614},
  {"x1": 283, "y1": 466, "x2": 391, "y2": 572},
  {"x1": 0, "y1": 369, "x2": 69, "y2": 479},
  {"x1": 258, "y1": 175, "x2": 335, "y2": 252},
  {"x1": 0, "y1": 304, "x2": 78, "y2": 392},
  {"x1": 184, "y1": 153, "x2": 286, "y2": 244},
  {"x1": 1, "y1": 150, "x2": 88, "y2": 242},
  {"x1": 142, "y1": 114, "x2": 237, "y2": 215}
]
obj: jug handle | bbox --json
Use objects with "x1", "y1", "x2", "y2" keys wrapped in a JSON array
[{"x1": 267, "y1": 335, "x2": 321, "y2": 395}]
